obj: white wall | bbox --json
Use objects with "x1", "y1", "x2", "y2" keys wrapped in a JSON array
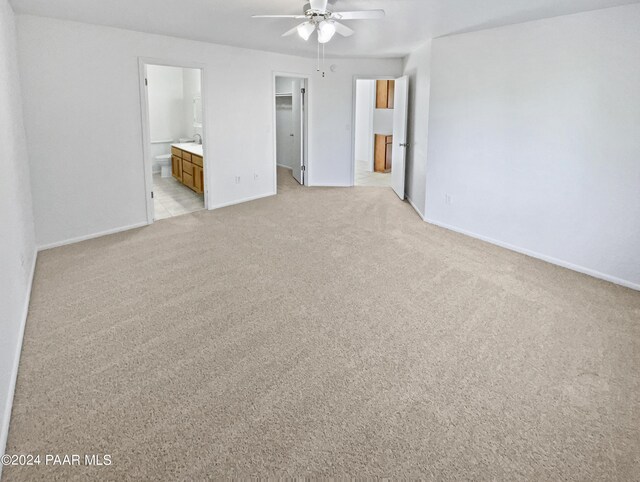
[
  {"x1": 275, "y1": 77, "x2": 293, "y2": 94},
  {"x1": 426, "y1": 4, "x2": 640, "y2": 288},
  {"x1": 0, "y1": 0, "x2": 36, "y2": 466},
  {"x1": 402, "y1": 41, "x2": 432, "y2": 218},
  {"x1": 182, "y1": 67, "x2": 202, "y2": 139},
  {"x1": 147, "y1": 64, "x2": 184, "y2": 142},
  {"x1": 354, "y1": 79, "x2": 374, "y2": 167},
  {"x1": 373, "y1": 108, "x2": 393, "y2": 136},
  {"x1": 16, "y1": 15, "x2": 402, "y2": 248}
]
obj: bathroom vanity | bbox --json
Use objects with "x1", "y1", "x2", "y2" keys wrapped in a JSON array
[{"x1": 171, "y1": 143, "x2": 204, "y2": 194}]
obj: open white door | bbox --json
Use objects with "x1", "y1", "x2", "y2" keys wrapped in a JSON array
[
  {"x1": 391, "y1": 76, "x2": 409, "y2": 199},
  {"x1": 291, "y1": 78, "x2": 305, "y2": 185}
]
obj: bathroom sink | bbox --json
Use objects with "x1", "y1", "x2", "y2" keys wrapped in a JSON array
[{"x1": 172, "y1": 143, "x2": 203, "y2": 157}]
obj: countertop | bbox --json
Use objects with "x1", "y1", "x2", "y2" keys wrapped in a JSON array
[{"x1": 172, "y1": 143, "x2": 203, "y2": 157}]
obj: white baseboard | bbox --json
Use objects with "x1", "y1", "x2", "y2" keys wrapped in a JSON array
[
  {"x1": 0, "y1": 249, "x2": 38, "y2": 475},
  {"x1": 406, "y1": 195, "x2": 426, "y2": 221},
  {"x1": 210, "y1": 192, "x2": 276, "y2": 210},
  {"x1": 37, "y1": 221, "x2": 150, "y2": 251},
  {"x1": 311, "y1": 183, "x2": 352, "y2": 188},
  {"x1": 424, "y1": 217, "x2": 640, "y2": 291},
  {"x1": 276, "y1": 164, "x2": 293, "y2": 171}
]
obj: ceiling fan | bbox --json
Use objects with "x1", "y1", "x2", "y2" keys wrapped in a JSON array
[{"x1": 252, "y1": 0, "x2": 385, "y2": 44}]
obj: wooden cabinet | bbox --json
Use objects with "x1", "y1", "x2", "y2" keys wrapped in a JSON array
[
  {"x1": 171, "y1": 146, "x2": 204, "y2": 193},
  {"x1": 193, "y1": 165, "x2": 203, "y2": 192},
  {"x1": 171, "y1": 155, "x2": 182, "y2": 181},
  {"x1": 376, "y1": 80, "x2": 395, "y2": 109},
  {"x1": 374, "y1": 134, "x2": 393, "y2": 173},
  {"x1": 182, "y1": 170, "x2": 194, "y2": 190},
  {"x1": 182, "y1": 160, "x2": 194, "y2": 189}
]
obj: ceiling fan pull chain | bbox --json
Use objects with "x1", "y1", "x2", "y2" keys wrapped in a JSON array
[
  {"x1": 322, "y1": 43, "x2": 326, "y2": 78},
  {"x1": 317, "y1": 36, "x2": 320, "y2": 72}
]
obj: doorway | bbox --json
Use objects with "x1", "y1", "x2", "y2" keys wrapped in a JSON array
[
  {"x1": 274, "y1": 75, "x2": 308, "y2": 189},
  {"x1": 139, "y1": 60, "x2": 208, "y2": 222},
  {"x1": 352, "y1": 76, "x2": 409, "y2": 199}
]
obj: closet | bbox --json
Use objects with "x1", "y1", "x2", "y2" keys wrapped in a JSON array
[
  {"x1": 275, "y1": 76, "x2": 306, "y2": 185},
  {"x1": 276, "y1": 92, "x2": 295, "y2": 170}
]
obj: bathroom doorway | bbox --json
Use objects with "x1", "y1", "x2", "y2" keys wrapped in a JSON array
[
  {"x1": 353, "y1": 78, "x2": 394, "y2": 188},
  {"x1": 139, "y1": 59, "x2": 208, "y2": 222},
  {"x1": 352, "y1": 76, "x2": 409, "y2": 199},
  {"x1": 274, "y1": 74, "x2": 308, "y2": 191}
]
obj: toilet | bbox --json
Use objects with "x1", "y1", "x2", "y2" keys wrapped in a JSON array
[{"x1": 155, "y1": 153, "x2": 172, "y2": 178}]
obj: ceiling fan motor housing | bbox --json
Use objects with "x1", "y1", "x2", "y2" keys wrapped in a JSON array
[
  {"x1": 252, "y1": 1, "x2": 382, "y2": 43},
  {"x1": 304, "y1": 0, "x2": 336, "y2": 12}
]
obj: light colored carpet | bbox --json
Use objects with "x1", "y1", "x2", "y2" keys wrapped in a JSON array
[{"x1": 5, "y1": 168, "x2": 640, "y2": 480}]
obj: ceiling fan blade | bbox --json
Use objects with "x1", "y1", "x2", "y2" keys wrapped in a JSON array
[
  {"x1": 252, "y1": 15, "x2": 306, "y2": 19},
  {"x1": 331, "y1": 10, "x2": 385, "y2": 20},
  {"x1": 282, "y1": 23, "x2": 305, "y2": 37},
  {"x1": 333, "y1": 22, "x2": 354, "y2": 37},
  {"x1": 309, "y1": 0, "x2": 328, "y2": 11}
]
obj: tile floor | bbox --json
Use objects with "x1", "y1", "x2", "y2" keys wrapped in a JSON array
[
  {"x1": 355, "y1": 160, "x2": 391, "y2": 187},
  {"x1": 153, "y1": 172, "x2": 204, "y2": 220}
]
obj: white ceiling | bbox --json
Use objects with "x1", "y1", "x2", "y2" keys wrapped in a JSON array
[{"x1": 10, "y1": 0, "x2": 640, "y2": 58}]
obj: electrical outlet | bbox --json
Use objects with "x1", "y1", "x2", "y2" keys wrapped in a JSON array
[
  {"x1": 254, "y1": 172, "x2": 259, "y2": 181},
  {"x1": 235, "y1": 176, "x2": 241, "y2": 184},
  {"x1": 445, "y1": 194, "x2": 452, "y2": 205}
]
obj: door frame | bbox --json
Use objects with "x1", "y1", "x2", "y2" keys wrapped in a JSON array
[
  {"x1": 350, "y1": 75, "x2": 396, "y2": 187},
  {"x1": 138, "y1": 57, "x2": 210, "y2": 224},
  {"x1": 272, "y1": 71, "x2": 311, "y2": 191}
]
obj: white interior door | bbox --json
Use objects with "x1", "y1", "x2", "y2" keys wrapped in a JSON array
[
  {"x1": 391, "y1": 76, "x2": 409, "y2": 199},
  {"x1": 291, "y1": 78, "x2": 304, "y2": 185}
]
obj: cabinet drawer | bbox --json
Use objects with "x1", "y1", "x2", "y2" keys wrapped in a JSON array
[
  {"x1": 182, "y1": 171, "x2": 194, "y2": 189},
  {"x1": 171, "y1": 147, "x2": 181, "y2": 157},
  {"x1": 182, "y1": 151, "x2": 192, "y2": 163},
  {"x1": 192, "y1": 155, "x2": 203, "y2": 167}
]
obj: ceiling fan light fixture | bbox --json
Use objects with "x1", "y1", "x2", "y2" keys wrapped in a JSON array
[
  {"x1": 317, "y1": 20, "x2": 336, "y2": 44},
  {"x1": 297, "y1": 22, "x2": 316, "y2": 41}
]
